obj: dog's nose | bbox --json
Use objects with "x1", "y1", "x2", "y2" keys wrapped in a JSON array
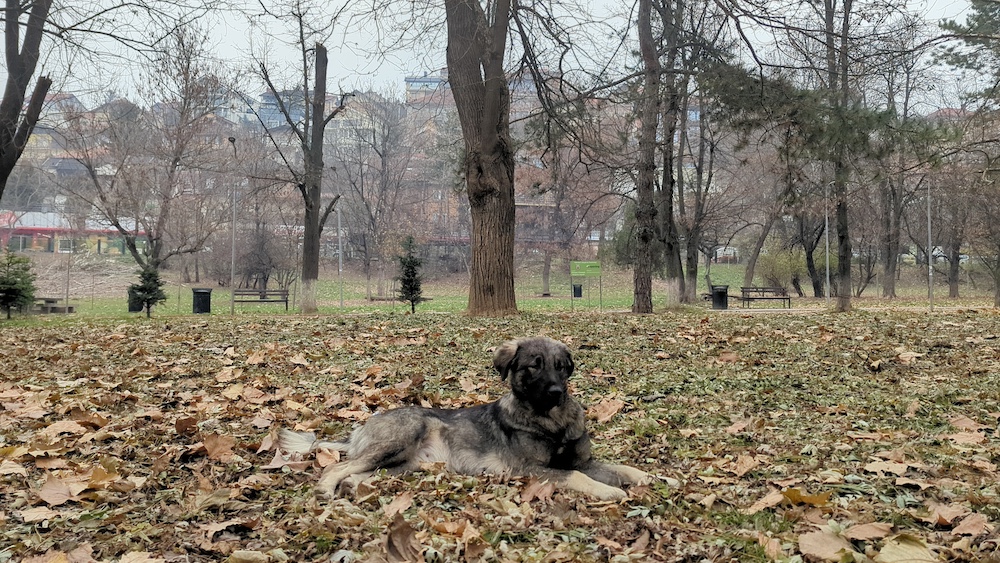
[{"x1": 546, "y1": 385, "x2": 564, "y2": 401}]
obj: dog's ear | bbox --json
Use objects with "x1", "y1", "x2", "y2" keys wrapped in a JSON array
[{"x1": 493, "y1": 340, "x2": 520, "y2": 381}]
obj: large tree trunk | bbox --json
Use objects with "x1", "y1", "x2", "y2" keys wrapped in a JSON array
[
  {"x1": 0, "y1": 0, "x2": 53, "y2": 201},
  {"x1": 445, "y1": 0, "x2": 517, "y2": 316},
  {"x1": 299, "y1": 44, "x2": 329, "y2": 314},
  {"x1": 632, "y1": 0, "x2": 660, "y2": 314}
]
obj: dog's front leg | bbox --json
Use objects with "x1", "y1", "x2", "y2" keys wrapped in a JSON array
[
  {"x1": 534, "y1": 468, "x2": 627, "y2": 500},
  {"x1": 583, "y1": 462, "x2": 654, "y2": 488}
]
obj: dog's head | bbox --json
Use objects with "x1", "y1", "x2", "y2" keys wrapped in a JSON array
[{"x1": 494, "y1": 337, "x2": 575, "y2": 414}]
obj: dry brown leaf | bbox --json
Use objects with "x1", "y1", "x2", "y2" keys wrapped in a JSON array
[
  {"x1": 589, "y1": 398, "x2": 625, "y2": 423},
  {"x1": 38, "y1": 474, "x2": 77, "y2": 506},
  {"x1": 903, "y1": 400, "x2": 920, "y2": 418},
  {"x1": 782, "y1": 488, "x2": 832, "y2": 507},
  {"x1": 0, "y1": 460, "x2": 27, "y2": 476},
  {"x1": 39, "y1": 421, "x2": 87, "y2": 437},
  {"x1": 732, "y1": 454, "x2": 760, "y2": 478},
  {"x1": 874, "y1": 534, "x2": 936, "y2": 563},
  {"x1": 520, "y1": 478, "x2": 555, "y2": 503},
  {"x1": 743, "y1": 490, "x2": 785, "y2": 514},
  {"x1": 797, "y1": 530, "x2": 855, "y2": 561},
  {"x1": 945, "y1": 430, "x2": 987, "y2": 444},
  {"x1": 383, "y1": 491, "x2": 414, "y2": 519},
  {"x1": 949, "y1": 414, "x2": 987, "y2": 432},
  {"x1": 864, "y1": 460, "x2": 909, "y2": 476},
  {"x1": 18, "y1": 506, "x2": 62, "y2": 523},
  {"x1": 717, "y1": 350, "x2": 740, "y2": 363},
  {"x1": 920, "y1": 502, "x2": 968, "y2": 526},
  {"x1": 843, "y1": 522, "x2": 893, "y2": 541},
  {"x1": 203, "y1": 433, "x2": 235, "y2": 462},
  {"x1": 384, "y1": 514, "x2": 424, "y2": 563},
  {"x1": 952, "y1": 513, "x2": 991, "y2": 536},
  {"x1": 118, "y1": 553, "x2": 166, "y2": 563},
  {"x1": 21, "y1": 552, "x2": 70, "y2": 563},
  {"x1": 757, "y1": 533, "x2": 782, "y2": 560},
  {"x1": 895, "y1": 477, "x2": 933, "y2": 490}
]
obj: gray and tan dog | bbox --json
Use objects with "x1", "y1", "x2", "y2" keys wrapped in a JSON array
[{"x1": 278, "y1": 337, "x2": 651, "y2": 500}]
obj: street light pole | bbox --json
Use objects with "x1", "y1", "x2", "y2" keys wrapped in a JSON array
[
  {"x1": 228, "y1": 137, "x2": 237, "y2": 315},
  {"x1": 825, "y1": 181, "x2": 831, "y2": 308},
  {"x1": 337, "y1": 204, "x2": 344, "y2": 309},
  {"x1": 927, "y1": 182, "x2": 933, "y2": 312}
]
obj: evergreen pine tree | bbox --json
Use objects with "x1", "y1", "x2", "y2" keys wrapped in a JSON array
[
  {"x1": 396, "y1": 236, "x2": 424, "y2": 313},
  {"x1": 0, "y1": 249, "x2": 36, "y2": 319},
  {"x1": 130, "y1": 267, "x2": 167, "y2": 318}
]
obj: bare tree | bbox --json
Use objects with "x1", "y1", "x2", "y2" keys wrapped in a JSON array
[
  {"x1": 245, "y1": 0, "x2": 349, "y2": 313},
  {"x1": 1, "y1": 0, "x2": 211, "y2": 206},
  {"x1": 332, "y1": 91, "x2": 413, "y2": 299},
  {"x1": 58, "y1": 26, "x2": 231, "y2": 273}
]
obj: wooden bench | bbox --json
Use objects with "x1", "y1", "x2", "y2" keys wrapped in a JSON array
[
  {"x1": 233, "y1": 288, "x2": 289, "y2": 310},
  {"x1": 741, "y1": 287, "x2": 791, "y2": 308},
  {"x1": 34, "y1": 297, "x2": 75, "y2": 314}
]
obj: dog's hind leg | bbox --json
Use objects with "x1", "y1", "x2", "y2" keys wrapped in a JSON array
[{"x1": 315, "y1": 459, "x2": 376, "y2": 498}]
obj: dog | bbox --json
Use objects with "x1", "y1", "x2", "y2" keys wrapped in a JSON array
[{"x1": 277, "y1": 337, "x2": 652, "y2": 500}]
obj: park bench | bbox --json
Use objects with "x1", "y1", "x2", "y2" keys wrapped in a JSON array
[
  {"x1": 233, "y1": 288, "x2": 289, "y2": 310},
  {"x1": 740, "y1": 287, "x2": 791, "y2": 308},
  {"x1": 34, "y1": 297, "x2": 75, "y2": 314}
]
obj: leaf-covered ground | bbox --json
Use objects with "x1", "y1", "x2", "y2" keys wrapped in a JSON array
[{"x1": 1, "y1": 309, "x2": 999, "y2": 562}]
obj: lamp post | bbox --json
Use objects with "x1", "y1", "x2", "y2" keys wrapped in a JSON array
[
  {"x1": 825, "y1": 181, "x2": 831, "y2": 308},
  {"x1": 228, "y1": 137, "x2": 237, "y2": 315},
  {"x1": 927, "y1": 181, "x2": 933, "y2": 312}
]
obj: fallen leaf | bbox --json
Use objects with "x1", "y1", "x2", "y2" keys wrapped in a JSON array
[
  {"x1": 19, "y1": 506, "x2": 62, "y2": 523},
  {"x1": 920, "y1": 502, "x2": 968, "y2": 526},
  {"x1": 384, "y1": 514, "x2": 423, "y2": 563},
  {"x1": 864, "y1": 460, "x2": 909, "y2": 476},
  {"x1": 589, "y1": 398, "x2": 625, "y2": 423},
  {"x1": 383, "y1": 491, "x2": 414, "y2": 519},
  {"x1": 874, "y1": 534, "x2": 936, "y2": 563},
  {"x1": 798, "y1": 530, "x2": 856, "y2": 561},
  {"x1": 38, "y1": 474, "x2": 78, "y2": 506},
  {"x1": 949, "y1": 414, "x2": 987, "y2": 432},
  {"x1": 731, "y1": 454, "x2": 760, "y2": 478},
  {"x1": 844, "y1": 522, "x2": 893, "y2": 541},
  {"x1": 782, "y1": 488, "x2": 832, "y2": 507},
  {"x1": 757, "y1": 532, "x2": 782, "y2": 560},
  {"x1": 952, "y1": 513, "x2": 991, "y2": 536},
  {"x1": 943, "y1": 431, "x2": 986, "y2": 445},
  {"x1": 744, "y1": 490, "x2": 785, "y2": 514},
  {"x1": 203, "y1": 433, "x2": 235, "y2": 462}
]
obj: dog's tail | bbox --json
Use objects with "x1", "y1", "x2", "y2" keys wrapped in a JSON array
[{"x1": 277, "y1": 428, "x2": 349, "y2": 455}]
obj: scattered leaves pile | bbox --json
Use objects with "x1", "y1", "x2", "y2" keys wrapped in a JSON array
[{"x1": 1, "y1": 310, "x2": 999, "y2": 562}]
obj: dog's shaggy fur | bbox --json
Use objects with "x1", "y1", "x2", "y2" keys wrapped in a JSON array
[{"x1": 278, "y1": 337, "x2": 651, "y2": 500}]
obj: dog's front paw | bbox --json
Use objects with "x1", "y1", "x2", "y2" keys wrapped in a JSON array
[
  {"x1": 590, "y1": 482, "x2": 628, "y2": 501},
  {"x1": 619, "y1": 466, "x2": 654, "y2": 486}
]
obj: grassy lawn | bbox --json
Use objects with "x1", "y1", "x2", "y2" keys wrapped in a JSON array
[{"x1": 1, "y1": 307, "x2": 998, "y2": 561}]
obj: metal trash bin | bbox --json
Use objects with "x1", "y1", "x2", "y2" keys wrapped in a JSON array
[
  {"x1": 711, "y1": 285, "x2": 729, "y2": 310},
  {"x1": 127, "y1": 288, "x2": 143, "y2": 313},
  {"x1": 572, "y1": 284, "x2": 583, "y2": 298},
  {"x1": 192, "y1": 288, "x2": 212, "y2": 314}
]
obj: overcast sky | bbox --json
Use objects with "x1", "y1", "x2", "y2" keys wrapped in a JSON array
[{"x1": 18, "y1": 0, "x2": 976, "y2": 106}]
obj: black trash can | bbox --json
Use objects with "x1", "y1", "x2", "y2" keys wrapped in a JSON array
[
  {"x1": 192, "y1": 288, "x2": 212, "y2": 314},
  {"x1": 572, "y1": 284, "x2": 583, "y2": 298},
  {"x1": 127, "y1": 287, "x2": 143, "y2": 313},
  {"x1": 711, "y1": 285, "x2": 729, "y2": 310}
]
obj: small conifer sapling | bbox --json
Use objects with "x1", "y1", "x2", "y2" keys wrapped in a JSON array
[{"x1": 396, "y1": 236, "x2": 424, "y2": 313}]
